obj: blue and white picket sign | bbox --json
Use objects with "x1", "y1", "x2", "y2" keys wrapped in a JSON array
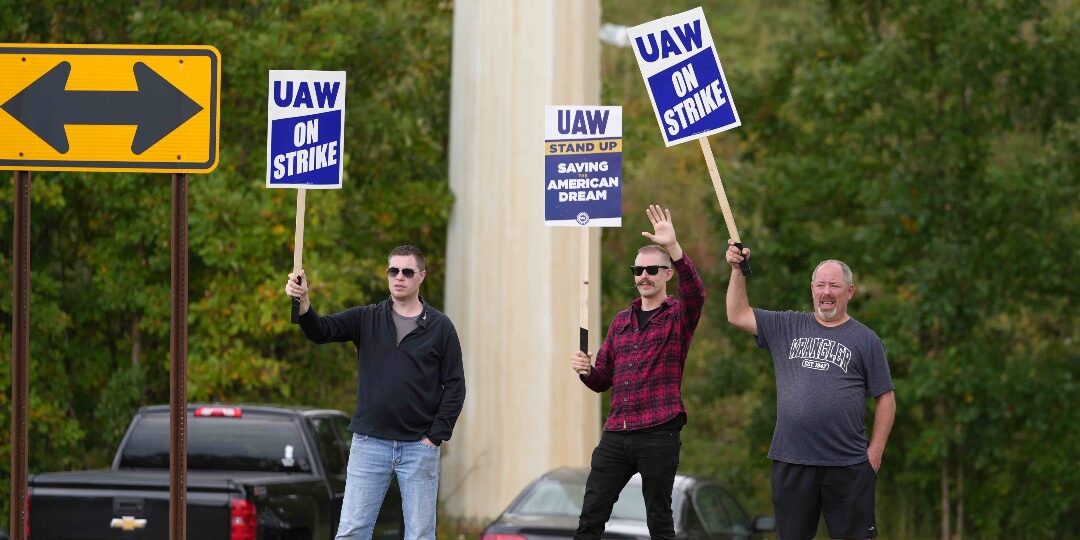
[
  {"x1": 544, "y1": 106, "x2": 622, "y2": 227},
  {"x1": 628, "y1": 7, "x2": 740, "y2": 146},
  {"x1": 266, "y1": 70, "x2": 346, "y2": 188}
]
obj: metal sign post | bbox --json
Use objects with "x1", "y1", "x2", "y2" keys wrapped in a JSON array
[
  {"x1": 9, "y1": 170, "x2": 30, "y2": 540},
  {"x1": 169, "y1": 173, "x2": 189, "y2": 540}
]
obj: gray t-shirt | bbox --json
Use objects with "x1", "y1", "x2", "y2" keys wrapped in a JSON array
[
  {"x1": 754, "y1": 309, "x2": 894, "y2": 466},
  {"x1": 391, "y1": 309, "x2": 421, "y2": 345}
]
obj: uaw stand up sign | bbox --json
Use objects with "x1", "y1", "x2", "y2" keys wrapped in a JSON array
[
  {"x1": 544, "y1": 105, "x2": 622, "y2": 227},
  {"x1": 544, "y1": 105, "x2": 622, "y2": 369}
]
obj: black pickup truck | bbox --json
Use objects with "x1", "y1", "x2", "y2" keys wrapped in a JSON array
[{"x1": 26, "y1": 404, "x2": 403, "y2": 539}]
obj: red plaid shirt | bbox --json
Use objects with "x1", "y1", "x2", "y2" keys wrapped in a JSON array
[{"x1": 582, "y1": 254, "x2": 705, "y2": 431}]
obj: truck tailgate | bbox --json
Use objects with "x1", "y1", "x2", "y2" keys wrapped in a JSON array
[{"x1": 30, "y1": 470, "x2": 235, "y2": 540}]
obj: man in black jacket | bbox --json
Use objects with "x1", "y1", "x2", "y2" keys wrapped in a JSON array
[{"x1": 285, "y1": 245, "x2": 465, "y2": 540}]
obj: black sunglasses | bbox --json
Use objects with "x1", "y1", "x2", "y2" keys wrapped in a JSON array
[
  {"x1": 387, "y1": 267, "x2": 420, "y2": 279},
  {"x1": 630, "y1": 265, "x2": 670, "y2": 276}
]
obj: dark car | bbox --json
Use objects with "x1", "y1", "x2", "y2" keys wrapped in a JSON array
[{"x1": 481, "y1": 467, "x2": 774, "y2": 540}]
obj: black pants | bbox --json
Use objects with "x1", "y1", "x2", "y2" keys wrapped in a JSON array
[
  {"x1": 574, "y1": 430, "x2": 681, "y2": 540},
  {"x1": 771, "y1": 460, "x2": 878, "y2": 540}
]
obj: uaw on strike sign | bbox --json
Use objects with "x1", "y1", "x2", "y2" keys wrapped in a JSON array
[
  {"x1": 628, "y1": 7, "x2": 740, "y2": 146},
  {"x1": 544, "y1": 106, "x2": 622, "y2": 227},
  {"x1": 266, "y1": 70, "x2": 345, "y2": 188}
]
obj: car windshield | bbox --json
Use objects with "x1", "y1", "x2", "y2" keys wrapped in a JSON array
[
  {"x1": 511, "y1": 476, "x2": 647, "y2": 521},
  {"x1": 117, "y1": 412, "x2": 311, "y2": 473}
]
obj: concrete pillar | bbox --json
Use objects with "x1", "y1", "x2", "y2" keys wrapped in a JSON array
[{"x1": 442, "y1": 0, "x2": 603, "y2": 523}]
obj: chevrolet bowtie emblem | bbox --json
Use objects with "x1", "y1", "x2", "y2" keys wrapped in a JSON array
[{"x1": 110, "y1": 516, "x2": 148, "y2": 531}]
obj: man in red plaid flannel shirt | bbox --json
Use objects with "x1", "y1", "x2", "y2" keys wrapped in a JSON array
[{"x1": 570, "y1": 204, "x2": 705, "y2": 540}]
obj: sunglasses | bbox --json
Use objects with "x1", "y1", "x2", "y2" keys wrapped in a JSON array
[
  {"x1": 630, "y1": 265, "x2": 670, "y2": 276},
  {"x1": 387, "y1": 267, "x2": 420, "y2": 279}
]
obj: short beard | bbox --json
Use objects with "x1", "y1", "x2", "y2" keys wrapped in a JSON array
[{"x1": 816, "y1": 306, "x2": 839, "y2": 321}]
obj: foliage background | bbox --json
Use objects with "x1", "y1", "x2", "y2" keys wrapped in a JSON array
[{"x1": 2, "y1": 1, "x2": 1077, "y2": 538}]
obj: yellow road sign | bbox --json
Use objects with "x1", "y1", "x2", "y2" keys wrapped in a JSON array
[{"x1": 0, "y1": 44, "x2": 220, "y2": 173}]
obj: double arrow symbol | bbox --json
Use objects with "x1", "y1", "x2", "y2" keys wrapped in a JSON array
[{"x1": 1, "y1": 61, "x2": 203, "y2": 155}]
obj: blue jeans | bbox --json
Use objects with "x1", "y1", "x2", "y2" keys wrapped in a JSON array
[{"x1": 336, "y1": 433, "x2": 440, "y2": 540}]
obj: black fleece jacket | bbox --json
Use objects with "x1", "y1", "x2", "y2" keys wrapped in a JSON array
[{"x1": 298, "y1": 298, "x2": 465, "y2": 444}]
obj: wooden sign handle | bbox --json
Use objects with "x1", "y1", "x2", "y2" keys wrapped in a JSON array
[
  {"x1": 699, "y1": 137, "x2": 751, "y2": 277},
  {"x1": 578, "y1": 227, "x2": 590, "y2": 375},
  {"x1": 291, "y1": 188, "x2": 306, "y2": 323}
]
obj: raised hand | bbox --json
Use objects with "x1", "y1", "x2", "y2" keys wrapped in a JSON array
[
  {"x1": 641, "y1": 204, "x2": 683, "y2": 261},
  {"x1": 641, "y1": 204, "x2": 675, "y2": 246}
]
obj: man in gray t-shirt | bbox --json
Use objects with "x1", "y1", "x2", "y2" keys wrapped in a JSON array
[{"x1": 724, "y1": 241, "x2": 895, "y2": 540}]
